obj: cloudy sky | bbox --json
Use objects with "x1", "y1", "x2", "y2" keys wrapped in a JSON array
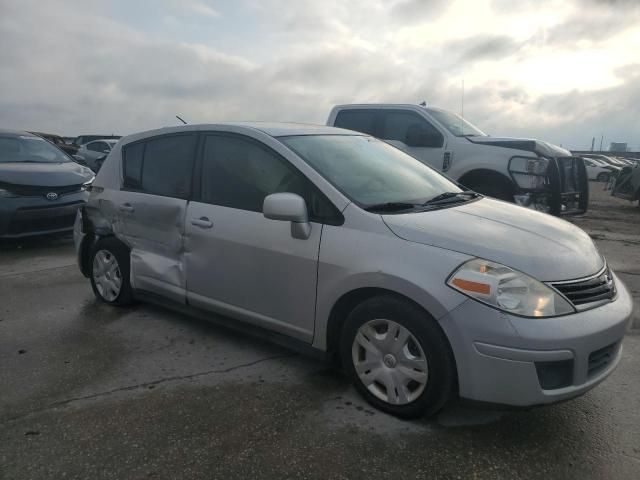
[{"x1": 0, "y1": 0, "x2": 638, "y2": 149}]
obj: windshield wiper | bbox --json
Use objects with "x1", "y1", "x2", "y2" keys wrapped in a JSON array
[
  {"x1": 364, "y1": 202, "x2": 418, "y2": 212},
  {"x1": 422, "y1": 191, "x2": 480, "y2": 206}
]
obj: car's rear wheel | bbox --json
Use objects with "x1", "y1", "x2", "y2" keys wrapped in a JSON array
[
  {"x1": 597, "y1": 172, "x2": 610, "y2": 182},
  {"x1": 340, "y1": 295, "x2": 455, "y2": 418},
  {"x1": 90, "y1": 237, "x2": 133, "y2": 306}
]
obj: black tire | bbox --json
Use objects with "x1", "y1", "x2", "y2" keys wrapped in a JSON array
[
  {"x1": 340, "y1": 295, "x2": 456, "y2": 418},
  {"x1": 89, "y1": 237, "x2": 134, "y2": 306},
  {"x1": 597, "y1": 172, "x2": 610, "y2": 182},
  {"x1": 467, "y1": 182, "x2": 513, "y2": 202}
]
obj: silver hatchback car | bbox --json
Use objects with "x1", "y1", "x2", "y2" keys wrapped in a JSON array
[{"x1": 74, "y1": 123, "x2": 632, "y2": 418}]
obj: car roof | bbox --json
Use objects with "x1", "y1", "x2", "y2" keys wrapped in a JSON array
[
  {"x1": 0, "y1": 129, "x2": 38, "y2": 138},
  {"x1": 332, "y1": 103, "x2": 444, "y2": 112},
  {"x1": 119, "y1": 122, "x2": 360, "y2": 145}
]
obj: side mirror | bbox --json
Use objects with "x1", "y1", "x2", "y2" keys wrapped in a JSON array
[
  {"x1": 263, "y1": 193, "x2": 311, "y2": 240},
  {"x1": 405, "y1": 125, "x2": 443, "y2": 148}
]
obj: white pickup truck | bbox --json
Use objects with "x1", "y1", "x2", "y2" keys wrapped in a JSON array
[{"x1": 327, "y1": 104, "x2": 588, "y2": 216}]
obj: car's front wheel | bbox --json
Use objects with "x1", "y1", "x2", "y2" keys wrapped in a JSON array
[
  {"x1": 89, "y1": 237, "x2": 134, "y2": 306},
  {"x1": 340, "y1": 296, "x2": 456, "y2": 418},
  {"x1": 597, "y1": 172, "x2": 610, "y2": 182}
]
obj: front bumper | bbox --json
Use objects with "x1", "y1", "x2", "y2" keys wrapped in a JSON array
[
  {"x1": 440, "y1": 271, "x2": 632, "y2": 407},
  {"x1": 0, "y1": 192, "x2": 88, "y2": 238}
]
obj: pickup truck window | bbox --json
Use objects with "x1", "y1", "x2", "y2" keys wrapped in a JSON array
[
  {"x1": 380, "y1": 111, "x2": 443, "y2": 148},
  {"x1": 426, "y1": 108, "x2": 486, "y2": 137},
  {"x1": 334, "y1": 110, "x2": 377, "y2": 136}
]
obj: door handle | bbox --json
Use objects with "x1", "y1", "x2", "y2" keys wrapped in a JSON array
[
  {"x1": 190, "y1": 217, "x2": 213, "y2": 229},
  {"x1": 119, "y1": 203, "x2": 134, "y2": 213}
]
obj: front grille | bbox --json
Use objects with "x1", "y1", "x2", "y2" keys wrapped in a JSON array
[
  {"x1": 588, "y1": 343, "x2": 617, "y2": 377},
  {"x1": 0, "y1": 181, "x2": 82, "y2": 198},
  {"x1": 550, "y1": 266, "x2": 616, "y2": 306}
]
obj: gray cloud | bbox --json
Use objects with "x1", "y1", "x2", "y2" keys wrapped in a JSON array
[
  {"x1": 390, "y1": 0, "x2": 449, "y2": 23},
  {"x1": 447, "y1": 35, "x2": 523, "y2": 63},
  {"x1": 0, "y1": 0, "x2": 637, "y2": 150}
]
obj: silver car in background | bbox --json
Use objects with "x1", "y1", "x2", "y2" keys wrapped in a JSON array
[
  {"x1": 76, "y1": 139, "x2": 118, "y2": 171},
  {"x1": 74, "y1": 123, "x2": 632, "y2": 418}
]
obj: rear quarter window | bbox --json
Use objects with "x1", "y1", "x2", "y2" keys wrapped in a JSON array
[{"x1": 122, "y1": 134, "x2": 197, "y2": 198}]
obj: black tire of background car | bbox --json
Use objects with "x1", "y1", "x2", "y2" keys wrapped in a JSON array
[
  {"x1": 597, "y1": 173, "x2": 610, "y2": 182},
  {"x1": 89, "y1": 237, "x2": 134, "y2": 306},
  {"x1": 340, "y1": 295, "x2": 456, "y2": 419}
]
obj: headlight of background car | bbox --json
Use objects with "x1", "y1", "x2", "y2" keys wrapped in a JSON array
[
  {"x1": 0, "y1": 188, "x2": 18, "y2": 198},
  {"x1": 447, "y1": 258, "x2": 574, "y2": 317},
  {"x1": 508, "y1": 156, "x2": 548, "y2": 190},
  {"x1": 81, "y1": 176, "x2": 95, "y2": 191}
]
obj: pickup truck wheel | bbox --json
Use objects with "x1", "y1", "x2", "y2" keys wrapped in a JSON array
[
  {"x1": 340, "y1": 296, "x2": 455, "y2": 418},
  {"x1": 597, "y1": 172, "x2": 610, "y2": 182},
  {"x1": 90, "y1": 237, "x2": 134, "y2": 306}
]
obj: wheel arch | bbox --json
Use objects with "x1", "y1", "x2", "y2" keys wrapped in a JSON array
[
  {"x1": 324, "y1": 287, "x2": 455, "y2": 370},
  {"x1": 458, "y1": 168, "x2": 516, "y2": 195}
]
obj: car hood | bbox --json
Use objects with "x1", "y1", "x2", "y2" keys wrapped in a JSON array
[
  {"x1": 382, "y1": 198, "x2": 602, "y2": 281},
  {"x1": 0, "y1": 161, "x2": 94, "y2": 186},
  {"x1": 467, "y1": 136, "x2": 571, "y2": 157}
]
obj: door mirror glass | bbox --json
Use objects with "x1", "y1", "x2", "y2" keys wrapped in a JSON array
[{"x1": 263, "y1": 193, "x2": 311, "y2": 239}]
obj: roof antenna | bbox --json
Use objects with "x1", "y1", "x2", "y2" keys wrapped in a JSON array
[
  {"x1": 176, "y1": 115, "x2": 188, "y2": 125},
  {"x1": 419, "y1": 100, "x2": 427, "y2": 107}
]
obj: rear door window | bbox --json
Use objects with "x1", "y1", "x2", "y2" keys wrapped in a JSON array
[{"x1": 334, "y1": 110, "x2": 377, "y2": 136}]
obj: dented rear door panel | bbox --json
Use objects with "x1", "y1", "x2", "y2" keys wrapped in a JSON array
[{"x1": 116, "y1": 190, "x2": 188, "y2": 303}]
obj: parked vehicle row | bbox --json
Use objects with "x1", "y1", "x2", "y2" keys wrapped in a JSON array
[
  {"x1": 74, "y1": 122, "x2": 631, "y2": 418},
  {"x1": 581, "y1": 156, "x2": 620, "y2": 182}
]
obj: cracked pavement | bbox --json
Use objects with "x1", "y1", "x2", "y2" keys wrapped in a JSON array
[{"x1": 1, "y1": 186, "x2": 639, "y2": 479}]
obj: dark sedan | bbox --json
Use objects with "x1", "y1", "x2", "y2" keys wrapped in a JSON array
[{"x1": 0, "y1": 129, "x2": 95, "y2": 238}]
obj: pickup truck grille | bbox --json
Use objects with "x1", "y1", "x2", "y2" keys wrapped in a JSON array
[{"x1": 550, "y1": 266, "x2": 616, "y2": 306}]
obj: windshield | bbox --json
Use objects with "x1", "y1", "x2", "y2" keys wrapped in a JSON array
[
  {"x1": 426, "y1": 108, "x2": 487, "y2": 137},
  {"x1": 280, "y1": 135, "x2": 462, "y2": 208},
  {"x1": 0, "y1": 135, "x2": 70, "y2": 163}
]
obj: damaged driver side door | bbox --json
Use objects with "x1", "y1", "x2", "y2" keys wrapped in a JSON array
[{"x1": 117, "y1": 133, "x2": 198, "y2": 303}]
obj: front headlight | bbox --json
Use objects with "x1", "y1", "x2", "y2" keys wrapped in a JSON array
[
  {"x1": 80, "y1": 176, "x2": 95, "y2": 191},
  {"x1": 0, "y1": 188, "x2": 18, "y2": 198},
  {"x1": 509, "y1": 157, "x2": 549, "y2": 190},
  {"x1": 447, "y1": 258, "x2": 574, "y2": 317}
]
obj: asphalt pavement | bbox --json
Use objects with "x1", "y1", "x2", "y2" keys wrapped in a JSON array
[{"x1": 1, "y1": 186, "x2": 639, "y2": 479}]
